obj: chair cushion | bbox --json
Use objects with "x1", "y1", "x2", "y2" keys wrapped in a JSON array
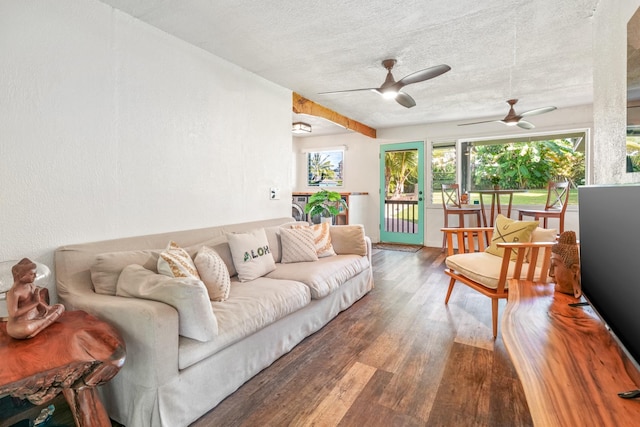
[
  {"x1": 486, "y1": 214, "x2": 538, "y2": 260},
  {"x1": 446, "y1": 252, "x2": 551, "y2": 290}
]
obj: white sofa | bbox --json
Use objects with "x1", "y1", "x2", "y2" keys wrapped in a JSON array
[{"x1": 55, "y1": 217, "x2": 373, "y2": 427}]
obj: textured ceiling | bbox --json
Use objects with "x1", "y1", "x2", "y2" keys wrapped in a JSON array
[{"x1": 98, "y1": 0, "x2": 600, "y2": 136}]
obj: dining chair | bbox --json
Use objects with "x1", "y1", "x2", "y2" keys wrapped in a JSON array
[
  {"x1": 441, "y1": 183, "x2": 482, "y2": 251},
  {"x1": 517, "y1": 181, "x2": 570, "y2": 233}
]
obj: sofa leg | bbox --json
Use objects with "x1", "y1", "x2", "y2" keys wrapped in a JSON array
[
  {"x1": 444, "y1": 278, "x2": 456, "y2": 304},
  {"x1": 491, "y1": 298, "x2": 499, "y2": 339}
]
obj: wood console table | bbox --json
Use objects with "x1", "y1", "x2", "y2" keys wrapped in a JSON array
[
  {"x1": 502, "y1": 280, "x2": 640, "y2": 426},
  {"x1": 0, "y1": 310, "x2": 125, "y2": 427}
]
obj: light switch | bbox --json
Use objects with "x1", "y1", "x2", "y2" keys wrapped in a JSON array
[{"x1": 270, "y1": 187, "x2": 280, "y2": 200}]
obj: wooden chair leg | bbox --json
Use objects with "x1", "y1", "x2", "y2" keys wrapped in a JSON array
[
  {"x1": 444, "y1": 277, "x2": 456, "y2": 304},
  {"x1": 442, "y1": 214, "x2": 450, "y2": 251},
  {"x1": 491, "y1": 298, "x2": 499, "y2": 339}
]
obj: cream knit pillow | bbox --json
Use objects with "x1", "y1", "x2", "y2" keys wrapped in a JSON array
[
  {"x1": 194, "y1": 246, "x2": 231, "y2": 302},
  {"x1": 280, "y1": 227, "x2": 319, "y2": 263},
  {"x1": 292, "y1": 222, "x2": 336, "y2": 258}
]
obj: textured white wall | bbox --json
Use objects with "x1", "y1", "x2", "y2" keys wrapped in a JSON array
[
  {"x1": 592, "y1": 0, "x2": 640, "y2": 184},
  {"x1": 0, "y1": 1, "x2": 292, "y2": 303}
]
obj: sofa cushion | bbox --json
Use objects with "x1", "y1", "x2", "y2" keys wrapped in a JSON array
[
  {"x1": 266, "y1": 254, "x2": 370, "y2": 299},
  {"x1": 292, "y1": 222, "x2": 336, "y2": 258},
  {"x1": 263, "y1": 221, "x2": 305, "y2": 263},
  {"x1": 90, "y1": 249, "x2": 161, "y2": 295},
  {"x1": 177, "y1": 277, "x2": 311, "y2": 369},
  {"x1": 194, "y1": 246, "x2": 231, "y2": 302},
  {"x1": 280, "y1": 228, "x2": 319, "y2": 263},
  {"x1": 486, "y1": 215, "x2": 538, "y2": 260},
  {"x1": 446, "y1": 251, "x2": 551, "y2": 290},
  {"x1": 227, "y1": 228, "x2": 276, "y2": 282},
  {"x1": 158, "y1": 241, "x2": 201, "y2": 279},
  {"x1": 329, "y1": 225, "x2": 367, "y2": 256},
  {"x1": 116, "y1": 264, "x2": 218, "y2": 341}
]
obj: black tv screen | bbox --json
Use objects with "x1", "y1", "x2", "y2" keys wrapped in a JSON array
[{"x1": 579, "y1": 184, "x2": 640, "y2": 369}]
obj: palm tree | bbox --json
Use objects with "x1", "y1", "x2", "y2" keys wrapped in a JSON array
[
  {"x1": 307, "y1": 153, "x2": 335, "y2": 185},
  {"x1": 385, "y1": 150, "x2": 418, "y2": 198}
]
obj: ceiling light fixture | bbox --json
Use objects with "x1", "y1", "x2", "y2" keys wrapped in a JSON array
[{"x1": 292, "y1": 122, "x2": 312, "y2": 134}]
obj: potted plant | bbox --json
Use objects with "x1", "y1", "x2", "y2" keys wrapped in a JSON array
[
  {"x1": 304, "y1": 189, "x2": 348, "y2": 223},
  {"x1": 490, "y1": 175, "x2": 501, "y2": 190}
]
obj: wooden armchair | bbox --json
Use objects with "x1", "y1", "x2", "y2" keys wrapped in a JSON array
[{"x1": 442, "y1": 226, "x2": 555, "y2": 338}]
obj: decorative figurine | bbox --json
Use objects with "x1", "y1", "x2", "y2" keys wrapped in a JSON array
[
  {"x1": 6, "y1": 258, "x2": 64, "y2": 339},
  {"x1": 549, "y1": 231, "x2": 582, "y2": 298}
]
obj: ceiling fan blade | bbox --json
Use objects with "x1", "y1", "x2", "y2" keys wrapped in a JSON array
[
  {"x1": 458, "y1": 119, "x2": 500, "y2": 126},
  {"x1": 395, "y1": 92, "x2": 416, "y2": 108},
  {"x1": 520, "y1": 106, "x2": 556, "y2": 117},
  {"x1": 318, "y1": 88, "x2": 377, "y2": 95},
  {"x1": 517, "y1": 120, "x2": 535, "y2": 129},
  {"x1": 397, "y1": 64, "x2": 451, "y2": 87}
]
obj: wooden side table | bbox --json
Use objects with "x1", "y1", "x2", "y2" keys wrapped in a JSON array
[
  {"x1": 502, "y1": 280, "x2": 640, "y2": 426},
  {"x1": 0, "y1": 310, "x2": 125, "y2": 427}
]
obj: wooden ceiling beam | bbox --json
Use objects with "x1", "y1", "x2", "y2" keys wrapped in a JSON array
[{"x1": 292, "y1": 92, "x2": 376, "y2": 139}]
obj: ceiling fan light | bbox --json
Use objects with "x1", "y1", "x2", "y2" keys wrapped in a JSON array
[
  {"x1": 381, "y1": 90, "x2": 398, "y2": 99},
  {"x1": 504, "y1": 121, "x2": 518, "y2": 126},
  {"x1": 292, "y1": 122, "x2": 312, "y2": 134}
]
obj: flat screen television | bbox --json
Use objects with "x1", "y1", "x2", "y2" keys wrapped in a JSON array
[{"x1": 579, "y1": 184, "x2": 640, "y2": 376}]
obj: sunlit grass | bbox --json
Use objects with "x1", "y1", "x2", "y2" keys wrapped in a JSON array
[{"x1": 431, "y1": 189, "x2": 578, "y2": 205}]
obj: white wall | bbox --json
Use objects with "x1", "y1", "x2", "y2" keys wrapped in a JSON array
[{"x1": 0, "y1": 1, "x2": 293, "y2": 304}]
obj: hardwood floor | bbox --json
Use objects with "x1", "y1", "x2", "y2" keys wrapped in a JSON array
[
  {"x1": 1, "y1": 247, "x2": 532, "y2": 427},
  {"x1": 192, "y1": 247, "x2": 532, "y2": 427}
]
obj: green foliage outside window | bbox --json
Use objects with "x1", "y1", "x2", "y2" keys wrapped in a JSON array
[{"x1": 470, "y1": 139, "x2": 584, "y2": 190}]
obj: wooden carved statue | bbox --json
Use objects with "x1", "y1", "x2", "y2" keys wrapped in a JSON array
[
  {"x1": 549, "y1": 231, "x2": 582, "y2": 298},
  {"x1": 6, "y1": 258, "x2": 64, "y2": 339}
]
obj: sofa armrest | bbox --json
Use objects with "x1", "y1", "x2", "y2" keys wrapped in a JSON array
[{"x1": 58, "y1": 289, "x2": 179, "y2": 388}]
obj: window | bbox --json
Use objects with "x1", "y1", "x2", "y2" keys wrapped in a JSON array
[
  {"x1": 460, "y1": 132, "x2": 586, "y2": 205},
  {"x1": 306, "y1": 149, "x2": 344, "y2": 187},
  {"x1": 429, "y1": 132, "x2": 586, "y2": 207},
  {"x1": 431, "y1": 143, "x2": 456, "y2": 204}
]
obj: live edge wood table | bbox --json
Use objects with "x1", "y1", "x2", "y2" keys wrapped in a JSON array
[
  {"x1": 0, "y1": 310, "x2": 125, "y2": 427},
  {"x1": 502, "y1": 280, "x2": 640, "y2": 426}
]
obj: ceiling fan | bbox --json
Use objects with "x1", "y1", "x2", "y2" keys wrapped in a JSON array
[
  {"x1": 458, "y1": 99, "x2": 557, "y2": 129},
  {"x1": 318, "y1": 59, "x2": 451, "y2": 109}
]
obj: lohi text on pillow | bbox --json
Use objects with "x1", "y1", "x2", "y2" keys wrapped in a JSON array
[
  {"x1": 227, "y1": 228, "x2": 276, "y2": 282},
  {"x1": 194, "y1": 246, "x2": 231, "y2": 301},
  {"x1": 158, "y1": 241, "x2": 200, "y2": 279},
  {"x1": 280, "y1": 227, "x2": 319, "y2": 263},
  {"x1": 116, "y1": 264, "x2": 217, "y2": 341},
  {"x1": 486, "y1": 214, "x2": 539, "y2": 260}
]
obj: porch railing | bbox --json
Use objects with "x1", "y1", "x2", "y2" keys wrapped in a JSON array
[{"x1": 384, "y1": 199, "x2": 418, "y2": 233}]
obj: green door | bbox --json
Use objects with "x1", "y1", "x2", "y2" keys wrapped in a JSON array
[{"x1": 379, "y1": 142, "x2": 424, "y2": 245}]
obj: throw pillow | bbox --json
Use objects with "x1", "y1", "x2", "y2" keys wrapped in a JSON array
[
  {"x1": 194, "y1": 246, "x2": 231, "y2": 301},
  {"x1": 528, "y1": 227, "x2": 558, "y2": 267},
  {"x1": 227, "y1": 228, "x2": 276, "y2": 282},
  {"x1": 292, "y1": 222, "x2": 336, "y2": 258},
  {"x1": 486, "y1": 214, "x2": 539, "y2": 260},
  {"x1": 116, "y1": 264, "x2": 218, "y2": 341},
  {"x1": 157, "y1": 241, "x2": 200, "y2": 279},
  {"x1": 91, "y1": 249, "x2": 161, "y2": 295},
  {"x1": 280, "y1": 227, "x2": 319, "y2": 263},
  {"x1": 329, "y1": 225, "x2": 367, "y2": 256}
]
